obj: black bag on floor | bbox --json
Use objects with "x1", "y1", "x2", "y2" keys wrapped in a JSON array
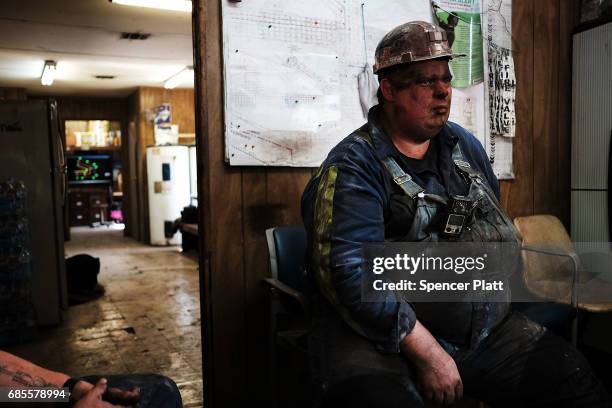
[{"x1": 65, "y1": 254, "x2": 105, "y2": 305}]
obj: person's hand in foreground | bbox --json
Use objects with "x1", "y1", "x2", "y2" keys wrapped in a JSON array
[
  {"x1": 72, "y1": 378, "x2": 140, "y2": 407},
  {"x1": 401, "y1": 320, "x2": 463, "y2": 405},
  {"x1": 74, "y1": 378, "x2": 138, "y2": 408},
  {"x1": 0, "y1": 351, "x2": 139, "y2": 407}
]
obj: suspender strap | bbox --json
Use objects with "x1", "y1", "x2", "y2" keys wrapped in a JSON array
[
  {"x1": 354, "y1": 129, "x2": 426, "y2": 199},
  {"x1": 451, "y1": 142, "x2": 481, "y2": 179},
  {"x1": 357, "y1": 125, "x2": 487, "y2": 202},
  {"x1": 381, "y1": 157, "x2": 425, "y2": 199}
]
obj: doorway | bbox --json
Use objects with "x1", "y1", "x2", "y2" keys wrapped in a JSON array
[{"x1": 64, "y1": 120, "x2": 124, "y2": 231}]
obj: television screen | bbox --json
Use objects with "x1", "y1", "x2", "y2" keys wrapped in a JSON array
[{"x1": 67, "y1": 155, "x2": 113, "y2": 184}]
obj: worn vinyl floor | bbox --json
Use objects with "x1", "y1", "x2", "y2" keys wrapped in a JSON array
[{"x1": 5, "y1": 226, "x2": 203, "y2": 407}]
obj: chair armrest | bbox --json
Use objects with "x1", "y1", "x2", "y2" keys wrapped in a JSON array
[
  {"x1": 264, "y1": 278, "x2": 310, "y2": 313},
  {"x1": 521, "y1": 244, "x2": 580, "y2": 307}
]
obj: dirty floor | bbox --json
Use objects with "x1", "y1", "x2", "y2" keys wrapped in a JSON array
[{"x1": 6, "y1": 226, "x2": 203, "y2": 407}]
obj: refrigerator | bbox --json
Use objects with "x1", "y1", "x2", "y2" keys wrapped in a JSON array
[
  {"x1": 0, "y1": 100, "x2": 67, "y2": 326},
  {"x1": 571, "y1": 21, "x2": 612, "y2": 243},
  {"x1": 146, "y1": 145, "x2": 190, "y2": 245},
  {"x1": 189, "y1": 145, "x2": 198, "y2": 203}
]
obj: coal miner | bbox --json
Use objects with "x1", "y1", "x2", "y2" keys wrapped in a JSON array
[{"x1": 301, "y1": 21, "x2": 610, "y2": 407}]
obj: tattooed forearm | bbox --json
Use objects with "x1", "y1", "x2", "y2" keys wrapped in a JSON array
[
  {"x1": 12, "y1": 370, "x2": 56, "y2": 387},
  {"x1": 0, "y1": 362, "x2": 56, "y2": 387},
  {"x1": 0, "y1": 351, "x2": 68, "y2": 388}
]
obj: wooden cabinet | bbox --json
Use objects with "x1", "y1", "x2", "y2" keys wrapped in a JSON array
[
  {"x1": 70, "y1": 192, "x2": 88, "y2": 210},
  {"x1": 70, "y1": 209, "x2": 89, "y2": 226},
  {"x1": 68, "y1": 188, "x2": 111, "y2": 226},
  {"x1": 89, "y1": 193, "x2": 108, "y2": 208},
  {"x1": 69, "y1": 191, "x2": 89, "y2": 226}
]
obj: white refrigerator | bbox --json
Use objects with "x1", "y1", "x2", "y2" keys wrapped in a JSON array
[
  {"x1": 146, "y1": 145, "x2": 190, "y2": 245},
  {"x1": 189, "y1": 145, "x2": 198, "y2": 202}
]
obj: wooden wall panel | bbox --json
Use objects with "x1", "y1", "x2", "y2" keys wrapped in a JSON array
[
  {"x1": 193, "y1": 0, "x2": 247, "y2": 405},
  {"x1": 138, "y1": 87, "x2": 195, "y2": 145},
  {"x1": 500, "y1": 0, "x2": 579, "y2": 227},
  {"x1": 266, "y1": 169, "x2": 311, "y2": 226},
  {"x1": 499, "y1": 0, "x2": 534, "y2": 218},
  {"x1": 194, "y1": 0, "x2": 313, "y2": 404},
  {"x1": 50, "y1": 96, "x2": 127, "y2": 121},
  {"x1": 0, "y1": 87, "x2": 27, "y2": 100},
  {"x1": 533, "y1": 0, "x2": 561, "y2": 215},
  {"x1": 192, "y1": 2, "x2": 214, "y2": 404},
  {"x1": 242, "y1": 169, "x2": 269, "y2": 405},
  {"x1": 194, "y1": 1, "x2": 579, "y2": 406}
]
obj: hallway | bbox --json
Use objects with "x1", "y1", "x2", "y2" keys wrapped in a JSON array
[{"x1": 5, "y1": 227, "x2": 203, "y2": 407}]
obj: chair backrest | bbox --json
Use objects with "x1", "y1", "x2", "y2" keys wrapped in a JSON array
[
  {"x1": 266, "y1": 226, "x2": 308, "y2": 292},
  {"x1": 514, "y1": 215, "x2": 575, "y2": 303}
]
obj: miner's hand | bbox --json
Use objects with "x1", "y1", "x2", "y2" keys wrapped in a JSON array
[{"x1": 400, "y1": 320, "x2": 464, "y2": 404}]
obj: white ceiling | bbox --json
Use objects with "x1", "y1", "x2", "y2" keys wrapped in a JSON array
[{"x1": 0, "y1": 0, "x2": 194, "y2": 97}]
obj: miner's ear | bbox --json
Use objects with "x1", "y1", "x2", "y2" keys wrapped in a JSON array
[{"x1": 379, "y1": 78, "x2": 396, "y2": 103}]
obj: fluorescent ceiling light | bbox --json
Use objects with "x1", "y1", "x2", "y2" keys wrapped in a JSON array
[
  {"x1": 164, "y1": 66, "x2": 193, "y2": 89},
  {"x1": 110, "y1": 0, "x2": 192, "y2": 12},
  {"x1": 41, "y1": 60, "x2": 57, "y2": 86}
]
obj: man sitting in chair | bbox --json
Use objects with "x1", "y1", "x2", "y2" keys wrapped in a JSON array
[{"x1": 301, "y1": 21, "x2": 609, "y2": 407}]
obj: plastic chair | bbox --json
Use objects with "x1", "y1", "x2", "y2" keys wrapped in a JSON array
[
  {"x1": 264, "y1": 226, "x2": 310, "y2": 407},
  {"x1": 514, "y1": 215, "x2": 612, "y2": 344},
  {"x1": 265, "y1": 226, "x2": 308, "y2": 298}
]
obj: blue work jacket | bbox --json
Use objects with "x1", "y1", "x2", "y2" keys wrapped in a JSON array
[{"x1": 301, "y1": 106, "x2": 500, "y2": 353}]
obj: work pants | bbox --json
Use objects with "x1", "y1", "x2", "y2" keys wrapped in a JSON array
[{"x1": 312, "y1": 300, "x2": 610, "y2": 407}]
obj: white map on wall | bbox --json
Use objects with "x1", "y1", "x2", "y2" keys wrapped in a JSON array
[
  {"x1": 222, "y1": 0, "x2": 365, "y2": 166},
  {"x1": 222, "y1": 0, "x2": 514, "y2": 174}
]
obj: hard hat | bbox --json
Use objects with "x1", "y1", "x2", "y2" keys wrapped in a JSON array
[{"x1": 373, "y1": 21, "x2": 465, "y2": 74}]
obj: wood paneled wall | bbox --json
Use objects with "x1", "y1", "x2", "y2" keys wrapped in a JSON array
[
  {"x1": 193, "y1": 0, "x2": 579, "y2": 406},
  {"x1": 127, "y1": 87, "x2": 195, "y2": 243},
  {"x1": 0, "y1": 87, "x2": 27, "y2": 100},
  {"x1": 49, "y1": 96, "x2": 128, "y2": 122},
  {"x1": 498, "y1": 0, "x2": 580, "y2": 226}
]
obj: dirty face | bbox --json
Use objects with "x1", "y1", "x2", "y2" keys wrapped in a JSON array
[{"x1": 380, "y1": 59, "x2": 452, "y2": 143}]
